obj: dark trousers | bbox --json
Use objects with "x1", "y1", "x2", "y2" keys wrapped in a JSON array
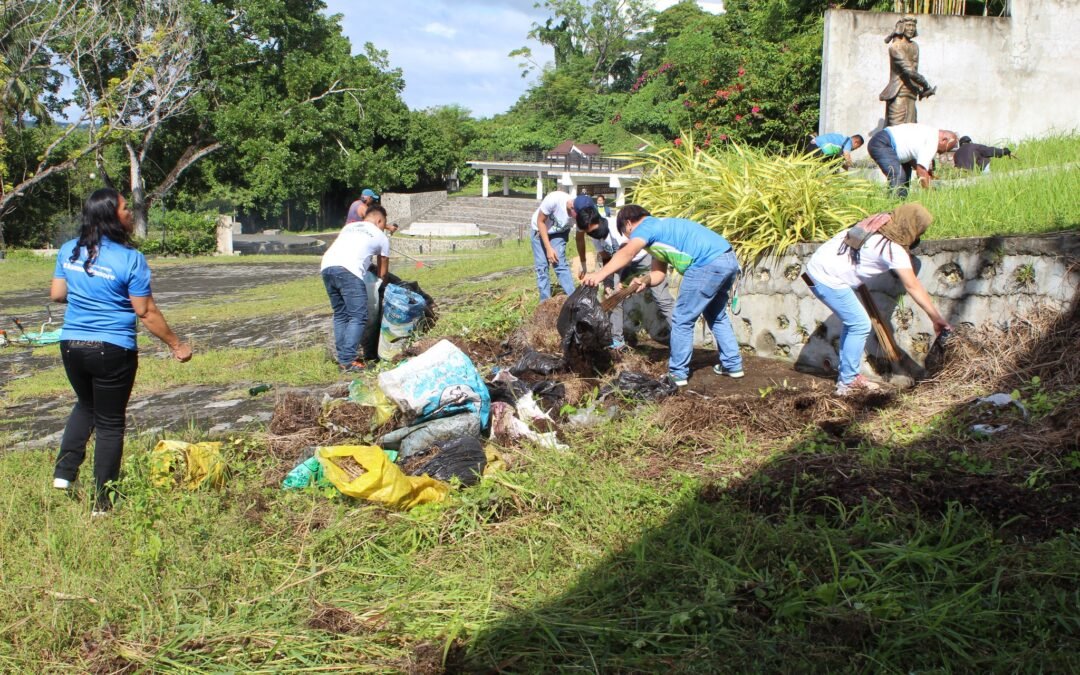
[
  {"x1": 868, "y1": 130, "x2": 913, "y2": 198},
  {"x1": 55, "y1": 341, "x2": 138, "y2": 508}
]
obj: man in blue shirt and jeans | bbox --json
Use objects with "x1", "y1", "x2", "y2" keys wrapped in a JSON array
[{"x1": 582, "y1": 204, "x2": 744, "y2": 388}]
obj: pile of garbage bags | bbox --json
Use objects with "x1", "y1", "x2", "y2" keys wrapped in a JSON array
[{"x1": 283, "y1": 339, "x2": 496, "y2": 508}]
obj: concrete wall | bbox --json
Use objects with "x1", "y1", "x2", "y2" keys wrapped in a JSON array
[
  {"x1": 388, "y1": 236, "x2": 504, "y2": 255},
  {"x1": 821, "y1": 1, "x2": 1080, "y2": 164},
  {"x1": 381, "y1": 191, "x2": 448, "y2": 226},
  {"x1": 699, "y1": 233, "x2": 1079, "y2": 382}
]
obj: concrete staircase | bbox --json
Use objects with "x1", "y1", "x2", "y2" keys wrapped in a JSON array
[{"x1": 407, "y1": 196, "x2": 539, "y2": 240}]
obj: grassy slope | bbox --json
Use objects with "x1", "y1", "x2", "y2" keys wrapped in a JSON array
[
  {"x1": 1, "y1": 239, "x2": 1077, "y2": 671},
  {"x1": 851, "y1": 134, "x2": 1080, "y2": 239}
]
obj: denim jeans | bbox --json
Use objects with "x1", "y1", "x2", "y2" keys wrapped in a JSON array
[
  {"x1": 322, "y1": 266, "x2": 369, "y2": 366},
  {"x1": 669, "y1": 251, "x2": 742, "y2": 380},
  {"x1": 605, "y1": 253, "x2": 675, "y2": 342},
  {"x1": 808, "y1": 281, "x2": 872, "y2": 385},
  {"x1": 55, "y1": 340, "x2": 138, "y2": 509},
  {"x1": 868, "y1": 130, "x2": 913, "y2": 198},
  {"x1": 531, "y1": 230, "x2": 575, "y2": 300}
]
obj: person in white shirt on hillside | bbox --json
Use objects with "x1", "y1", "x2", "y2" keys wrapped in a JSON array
[
  {"x1": 867, "y1": 123, "x2": 957, "y2": 198},
  {"x1": 804, "y1": 203, "x2": 952, "y2": 396},
  {"x1": 530, "y1": 191, "x2": 592, "y2": 300},
  {"x1": 320, "y1": 204, "x2": 391, "y2": 372}
]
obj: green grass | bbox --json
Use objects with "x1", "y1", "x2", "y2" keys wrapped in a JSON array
[
  {"x1": 2, "y1": 346, "x2": 340, "y2": 403},
  {"x1": 850, "y1": 134, "x2": 1080, "y2": 239},
  {"x1": 1, "y1": 401, "x2": 1076, "y2": 671},
  {"x1": 0, "y1": 253, "x2": 54, "y2": 294}
]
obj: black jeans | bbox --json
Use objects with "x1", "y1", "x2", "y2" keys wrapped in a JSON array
[{"x1": 55, "y1": 340, "x2": 138, "y2": 508}]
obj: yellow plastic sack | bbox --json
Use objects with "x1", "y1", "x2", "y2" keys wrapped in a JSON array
[
  {"x1": 149, "y1": 441, "x2": 226, "y2": 490},
  {"x1": 483, "y1": 445, "x2": 507, "y2": 476},
  {"x1": 317, "y1": 445, "x2": 449, "y2": 509}
]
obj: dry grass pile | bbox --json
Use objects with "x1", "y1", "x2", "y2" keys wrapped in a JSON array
[
  {"x1": 267, "y1": 392, "x2": 323, "y2": 458},
  {"x1": 655, "y1": 390, "x2": 873, "y2": 447},
  {"x1": 923, "y1": 302, "x2": 1080, "y2": 453},
  {"x1": 507, "y1": 296, "x2": 566, "y2": 354},
  {"x1": 267, "y1": 393, "x2": 401, "y2": 460},
  {"x1": 403, "y1": 336, "x2": 506, "y2": 366}
]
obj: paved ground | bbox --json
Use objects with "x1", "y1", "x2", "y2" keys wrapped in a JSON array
[{"x1": 1, "y1": 262, "x2": 328, "y2": 448}]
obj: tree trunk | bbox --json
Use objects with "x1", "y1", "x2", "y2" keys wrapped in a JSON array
[{"x1": 127, "y1": 142, "x2": 149, "y2": 239}]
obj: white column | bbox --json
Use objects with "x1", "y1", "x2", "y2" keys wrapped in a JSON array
[
  {"x1": 536, "y1": 172, "x2": 543, "y2": 200},
  {"x1": 615, "y1": 186, "x2": 626, "y2": 206},
  {"x1": 481, "y1": 169, "x2": 489, "y2": 198},
  {"x1": 502, "y1": 176, "x2": 509, "y2": 196}
]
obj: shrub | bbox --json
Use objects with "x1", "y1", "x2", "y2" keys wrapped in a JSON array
[
  {"x1": 627, "y1": 133, "x2": 877, "y2": 264},
  {"x1": 140, "y1": 211, "x2": 217, "y2": 256}
]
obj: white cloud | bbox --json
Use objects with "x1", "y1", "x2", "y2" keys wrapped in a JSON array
[
  {"x1": 422, "y1": 22, "x2": 457, "y2": 39},
  {"x1": 324, "y1": 0, "x2": 724, "y2": 117}
]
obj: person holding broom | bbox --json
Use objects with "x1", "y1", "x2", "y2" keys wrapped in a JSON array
[
  {"x1": 582, "y1": 205, "x2": 743, "y2": 388},
  {"x1": 804, "y1": 202, "x2": 952, "y2": 396}
]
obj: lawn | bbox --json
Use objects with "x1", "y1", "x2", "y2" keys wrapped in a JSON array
[
  {"x1": 850, "y1": 134, "x2": 1080, "y2": 239},
  {"x1": 1, "y1": 232, "x2": 1077, "y2": 672}
]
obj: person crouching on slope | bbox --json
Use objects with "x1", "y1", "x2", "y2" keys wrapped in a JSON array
[{"x1": 804, "y1": 203, "x2": 952, "y2": 396}]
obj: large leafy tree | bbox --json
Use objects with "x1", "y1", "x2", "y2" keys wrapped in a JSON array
[{"x1": 174, "y1": 0, "x2": 411, "y2": 223}]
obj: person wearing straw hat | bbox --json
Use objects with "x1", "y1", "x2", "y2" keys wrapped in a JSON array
[
  {"x1": 582, "y1": 204, "x2": 743, "y2": 388},
  {"x1": 804, "y1": 203, "x2": 952, "y2": 396}
]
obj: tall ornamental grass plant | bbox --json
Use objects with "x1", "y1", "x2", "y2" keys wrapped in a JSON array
[{"x1": 627, "y1": 134, "x2": 878, "y2": 264}]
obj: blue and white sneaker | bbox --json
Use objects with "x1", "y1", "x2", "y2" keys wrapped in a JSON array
[
  {"x1": 713, "y1": 365, "x2": 745, "y2": 379},
  {"x1": 664, "y1": 374, "x2": 688, "y2": 388}
]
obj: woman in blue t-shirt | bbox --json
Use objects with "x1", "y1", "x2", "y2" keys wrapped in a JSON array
[{"x1": 50, "y1": 188, "x2": 192, "y2": 515}]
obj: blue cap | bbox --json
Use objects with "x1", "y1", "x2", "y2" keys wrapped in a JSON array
[
  {"x1": 573, "y1": 195, "x2": 595, "y2": 212},
  {"x1": 361, "y1": 188, "x2": 379, "y2": 200}
]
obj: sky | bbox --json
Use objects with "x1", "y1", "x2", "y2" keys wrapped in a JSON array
[{"x1": 326, "y1": 0, "x2": 724, "y2": 119}]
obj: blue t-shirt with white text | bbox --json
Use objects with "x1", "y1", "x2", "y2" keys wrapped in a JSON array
[
  {"x1": 629, "y1": 217, "x2": 732, "y2": 274},
  {"x1": 53, "y1": 237, "x2": 152, "y2": 349}
]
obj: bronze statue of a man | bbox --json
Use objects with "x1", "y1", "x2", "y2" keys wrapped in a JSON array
[{"x1": 879, "y1": 16, "x2": 935, "y2": 126}]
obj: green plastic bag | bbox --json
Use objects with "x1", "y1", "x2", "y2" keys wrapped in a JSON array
[{"x1": 282, "y1": 456, "x2": 332, "y2": 490}]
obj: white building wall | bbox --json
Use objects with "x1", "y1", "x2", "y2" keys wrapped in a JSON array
[{"x1": 821, "y1": 1, "x2": 1080, "y2": 162}]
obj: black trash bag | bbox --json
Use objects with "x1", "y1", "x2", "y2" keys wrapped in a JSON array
[
  {"x1": 404, "y1": 436, "x2": 486, "y2": 487},
  {"x1": 557, "y1": 285, "x2": 612, "y2": 374},
  {"x1": 600, "y1": 371, "x2": 678, "y2": 402},
  {"x1": 510, "y1": 349, "x2": 565, "y2": 376},
  {"x1": 487, "y1": 378, "x2": 532, "y2": 405},
  {"x1": 924, "y1": 328, "x2": 953, "y2": 377},
  {"x1": 530, "y1": 381, "x2": 566, "y2": 413}
]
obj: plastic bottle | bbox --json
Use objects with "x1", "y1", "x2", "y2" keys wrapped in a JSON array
[{"x1": 249, "y1": 383, "x2": 272, "y2": 396}]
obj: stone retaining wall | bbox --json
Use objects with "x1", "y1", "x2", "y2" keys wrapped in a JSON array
[
  {"x1": 621, "y1": 233, "x2": 1080, "y2": 382},
  {"x1": 382, "y1": 191, "x2": 448, "y2": 225}
]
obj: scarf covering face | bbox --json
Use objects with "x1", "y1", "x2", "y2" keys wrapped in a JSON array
[{"x1": 880, "y1": 203, "x2": 932, "y2": 249}]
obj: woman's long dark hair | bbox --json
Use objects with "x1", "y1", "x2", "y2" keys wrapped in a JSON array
[{"x1": 71, "y1": 188, "x2": 133, "y2": 275}]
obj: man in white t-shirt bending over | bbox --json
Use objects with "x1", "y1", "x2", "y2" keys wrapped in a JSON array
[
  {"x1": 575, "y1": 205, "x2": 674, "y2": 349},
  {"x1": 320, "y1": 204, "x2": 391, "y2": 372},
  {"x1": 531, "y1": 191, "x2": 592, "y2": 300},
  {"x1": 867, "y1": 123, "x2": 957, "y2": 198}
]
